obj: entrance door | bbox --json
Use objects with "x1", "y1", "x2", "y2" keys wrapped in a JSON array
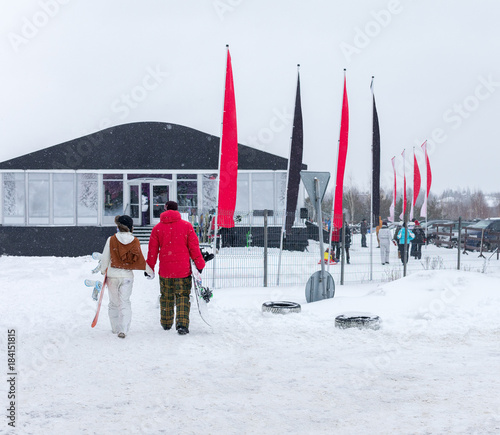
[
  {"x1": 129, "y1": 184, "x2": 141, "y2": 227},
  {"x1": 150, "y1": 184, "x2": 171, "y2": 225}
]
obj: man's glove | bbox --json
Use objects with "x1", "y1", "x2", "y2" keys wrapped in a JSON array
[
  {"x1": 144, "y1": 271, "x2": 155, "y2": 280},
  {"x1": 202, "y1": 251, "x2": 215, "y2": 262}
]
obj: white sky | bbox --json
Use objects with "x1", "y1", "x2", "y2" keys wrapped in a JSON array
[{"x1": 1, "y1": 0, "x2": 500, "y2": 194}]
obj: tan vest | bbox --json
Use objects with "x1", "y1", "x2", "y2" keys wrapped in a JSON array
[{"x1": 109, "y1": 234, "x2": 147, "y2": 270}]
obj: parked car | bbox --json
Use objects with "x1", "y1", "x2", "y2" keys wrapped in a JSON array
[
  {"x1": 434, "y1": 220, "x2": 475, "y2": 248},
  {"x1": 420, "y1": 220, "x2": 454, "y2": 243},
  {"x1": 463, "y1": 218, "x2": 500, "y2": 251}
]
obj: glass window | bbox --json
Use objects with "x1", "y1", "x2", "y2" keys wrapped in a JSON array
[
  {"x1": 53, "y1": 173, "x2": 75, "y2": 224},
  {"x1": 104, "y1": 180, "x2": 123, "y2": 217},
  {"x1": 235, "y1": 173, "x2": 249, "y2": 212},
  {"x1": 129, "y1": 185, "x2": 140, "y2": 219},
  {"x1": 3, "y1": 173, "x2": 25, "y2": 224},
  {"x1": 275, "y1": 172, "x2": 287, "y2": 210},
  {"x1": 152, "y1": 185, "x2": 170, "y2": 218},
  {"x1": 77, "y1": 173, "x2": 98, "y2": 224},
  {"x1": 177, "y1": 179, "x2": 197, "y2": 216},
  {"x1": 202, "y1": 174, "x2": 217, "y2": 212},
  {"x1": 103, "y1": 174, "x2": 123, "y2": 180},
  {"x1": 28, "y1": 173, "x2": 50, "y2": 225},
  {"x1": 177, "y1": 174, "x2": 197, "y2": 180},
  {"x1": 252, "y1": 173, "x2": 274, "y2": 211}
]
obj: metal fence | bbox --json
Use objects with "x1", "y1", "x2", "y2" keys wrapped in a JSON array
[{"x1": 199, "y1": 213, "x2": 500, "y2": 289}]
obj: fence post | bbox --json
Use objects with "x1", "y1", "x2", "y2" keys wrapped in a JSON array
[
  {"x1": 264, "y1": 209, "x2": 268, "y2": 287},
  {"x1": 457, "y1": 217, "x2": 462, "y2": 270}
]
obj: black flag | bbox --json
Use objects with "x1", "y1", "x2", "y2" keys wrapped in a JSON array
[
  {"x1": 371, "y1": 79, "x2": 380, "y2": 221},
  {"x1": 285, "y1": 69, "x2": 304, "y2": 233}
]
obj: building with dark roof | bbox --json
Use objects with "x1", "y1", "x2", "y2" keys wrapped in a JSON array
[{"x1": 0, "y1": 122, "x2": 307, "y2": 256}]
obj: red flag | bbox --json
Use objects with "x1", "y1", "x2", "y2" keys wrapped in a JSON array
[
  {"x1": 420, "y1": 141, "x2": 431, "y2": 217},
  {"x1": 399, "y1": 150, "x2": 406, "y2": 220},
  {"x1": 217, "y1": 48, "x2": 238, "y2": 228},
  {"x1": 410, "y1": 149, "x2": 421, "y2": 220},
  {"x1": 332, "y1": 72, "x2": 349, "y2": 235}
]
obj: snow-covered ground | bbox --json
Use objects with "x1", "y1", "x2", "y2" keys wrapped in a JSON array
[{"x1": 1, "y1": 252, "x2": 500, "y2": 434}]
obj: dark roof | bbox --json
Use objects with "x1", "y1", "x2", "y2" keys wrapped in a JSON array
[{"x1": 0, "y1": 122, "x2": 307, "y2": 171}]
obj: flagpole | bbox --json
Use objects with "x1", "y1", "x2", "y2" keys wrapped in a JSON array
[
  {"x1": 327, "y1": 69, "x2": 346, "y2": 274},
  {"x1": 410, "y1": 146, "x2": 415, "y2": 221},
  {"x1": 211, "y1": 45, "x2": 230, "y2": 287},
  {"x1": 400, "y1": 149, "x2": 406, "y2": 221},
  {"x1": 277, "y1": 64, "x2": 300, "y2": 286},
  {"x1": 369, "y1": 76, "x2": 375, "y2": 281}
]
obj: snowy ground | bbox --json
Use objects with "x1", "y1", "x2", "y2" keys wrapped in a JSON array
[{"x1": 1, "y1": 254, "x2": 500, "y2": 434}]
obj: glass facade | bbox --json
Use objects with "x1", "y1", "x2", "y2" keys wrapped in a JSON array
[{"x1": 1, "y1": 171, "x2": 292, "y2": 226}]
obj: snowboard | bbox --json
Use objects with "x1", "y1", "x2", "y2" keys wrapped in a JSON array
[
  {"x1": 87, "y1": 251, "x2": 107, "y2": 328},
  {"x1": 191, "y1": 262, "x2": 212, "y2": 327}
]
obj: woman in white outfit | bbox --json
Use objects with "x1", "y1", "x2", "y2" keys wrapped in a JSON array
[
  {"x1": 100, "y1": 215, "x2": 152, "y2": 338},
  {"x1": 378, "y1": 221, "x2": 392, "y2": 265}
]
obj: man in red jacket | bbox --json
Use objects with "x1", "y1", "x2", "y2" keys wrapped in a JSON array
[{"x1": 146, "y1": 201, "x2": 205, "y2": 335}]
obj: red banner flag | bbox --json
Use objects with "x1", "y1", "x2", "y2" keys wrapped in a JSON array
[
  {"x1": 332, "y1": 72, "x2": 349, "y2": 235},
  {"x1": 420, "y1": 141, "x2": 432, "y2": 218},
  {"x1": 410, "y1": 149, "x2": 421, "y2": 220},
  {"x1": 217, "y1": 47, "x2": 238, "y2": 228}
]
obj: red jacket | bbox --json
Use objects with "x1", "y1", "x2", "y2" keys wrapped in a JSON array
[{"x1": 147, "y1": 210, "x2": 205, "y2": 278}]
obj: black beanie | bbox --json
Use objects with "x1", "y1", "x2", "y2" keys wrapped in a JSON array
[
  {"x1": 165, "y1": 201, "x2": 178, "y2": 211},
  {"x1": 116, "y1": 215, "x2": 133, "y2": 232}
]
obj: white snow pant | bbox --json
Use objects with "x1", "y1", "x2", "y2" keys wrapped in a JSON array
[
  {"x1": 107, "y1": 277, "x2": 134, "y2": 335},
  {"x1": 380, "y1": 240, "x2": 390, "y2": 264}
]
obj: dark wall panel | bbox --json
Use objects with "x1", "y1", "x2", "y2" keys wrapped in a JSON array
[{"x1": 0, "y1": 227, "x2": 116, "y2": 257}]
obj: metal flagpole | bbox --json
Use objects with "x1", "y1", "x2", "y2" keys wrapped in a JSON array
[
  {"x1": 369, "y1": 76, "x2": 374, "y2": 281},
  {"x1": 327, "y1": 69, "x2": 346, "y2": 274},
  {"x1": 277, "y1": 64, "x2": 300, "y2": 286},
  {"x1": 211, "y1": 45, "x2": 230, "y2": 288}
]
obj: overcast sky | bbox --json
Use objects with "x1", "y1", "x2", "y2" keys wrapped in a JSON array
[{"x1": 1, "y1": 0, "x2": 500, "y2": 195}]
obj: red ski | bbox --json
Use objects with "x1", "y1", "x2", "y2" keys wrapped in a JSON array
[{"x1": 91, "y1": 273, "x2": 107, "y2": 328}]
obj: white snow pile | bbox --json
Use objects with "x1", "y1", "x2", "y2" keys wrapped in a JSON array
[{"x1": 1, "y1": 255, "x2": 499, "y2": 434}]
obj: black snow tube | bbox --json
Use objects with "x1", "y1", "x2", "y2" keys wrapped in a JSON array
[
  {"x1": 262, "y1": 301, "x2": 301, "y2": 314},
  {"x1": 335, "y1": 313, "x2": 381, "y2": 330}
]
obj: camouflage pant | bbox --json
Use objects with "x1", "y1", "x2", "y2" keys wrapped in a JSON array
[{"x1": 159, "y1": 276, "x2": 192, "y2": 330}]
